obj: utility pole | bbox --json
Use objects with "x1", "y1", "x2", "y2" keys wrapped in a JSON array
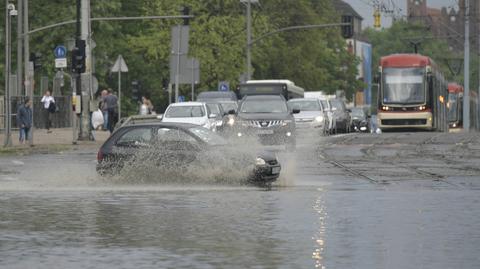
[
  {"x1": 16, "y1": 0, "x2": 22, "y2": 96},
  {"x1": 23, "y1": 0, "x2": 33, "y2": 146},
  {"x1": 246, "y1": 0, "x2": 252, "y2": 80},
  {"x1": 463, "y1": 0, "x2": 470, "y2": 131},
  {"x1": 78, "y1": 0, "x2": 92, "y2": 140}
]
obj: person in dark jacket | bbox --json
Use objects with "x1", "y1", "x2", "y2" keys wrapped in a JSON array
[{"x1": 17, "y1": 98, "x2": 33, "y2": 144}]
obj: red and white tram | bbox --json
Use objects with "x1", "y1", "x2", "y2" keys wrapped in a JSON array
[{"x1": 376, "y1": 54, "x2": 448, "y2": 131}]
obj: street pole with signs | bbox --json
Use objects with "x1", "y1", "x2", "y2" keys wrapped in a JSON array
[{"x1": 110, "y1": 55, "x2": 128, "y2": 119}]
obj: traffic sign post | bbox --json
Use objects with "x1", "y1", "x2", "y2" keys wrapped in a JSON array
[
  {"x1": 54, "y1": 45, "x2": 68, "y2": 69},
  {"x1": 111, "y1": 55, "x2": 129, "y2": 119},
  {"x1": 218, "y1": 81, "x2": 229, "y2": 92}
]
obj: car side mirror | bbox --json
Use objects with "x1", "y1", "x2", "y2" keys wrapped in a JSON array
[
  {"x1": 292, "y1": 109, "x2": 300, "y2": 114},
  {"x1": 209, "y1": 113, "x2": 217, "y2": 119},
  {"x1": 228, "y1": 109, "x2": 236, "y2": 115}
]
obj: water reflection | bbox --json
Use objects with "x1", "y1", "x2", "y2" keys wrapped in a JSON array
[{"x1": 312, "y1": 187, "x2": 327, "y2": 269}]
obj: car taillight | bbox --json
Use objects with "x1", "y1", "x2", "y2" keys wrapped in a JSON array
[{"x1": 97, "y1": 150, "x2": 104, "y2": 162}]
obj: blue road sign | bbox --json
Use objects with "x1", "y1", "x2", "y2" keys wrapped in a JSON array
[
  {"x1": 54, "y1": 45, "x2": 67, "y2": 59},
  {"x1": 218, "y1": 81, "x2": 229, "y2": 92},
  {"x1": 178, "y1": 95, "x2": 185, "y2": 102}
]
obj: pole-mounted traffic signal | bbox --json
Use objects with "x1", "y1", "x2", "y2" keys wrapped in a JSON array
[
  {"x1": 341, "y1": 15, "x2": 354, "y2": 39},
  {"x1": 182, "y1": 6, "x2": 190, "y2": 25},
  {"x1": 29, "y1": 52, "x2": 42, "y2": 70},
  {"x1": 131, "y1": 80, "x2": 141, "y2": 102},
  {"x1": 373, "y1": 9, "x2": 381, "y2": 28},
  {"x1": 71, "y1": 39, "x2": 86, "y2": 74}
]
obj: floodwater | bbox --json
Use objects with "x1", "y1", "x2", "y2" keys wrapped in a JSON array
[{"x1": 1, "y1": 132, "x2": 479, "y2": 269}]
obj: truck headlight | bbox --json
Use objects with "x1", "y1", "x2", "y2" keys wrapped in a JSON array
[{"x1": 256, "y1": 157, "x2": 266, "y2": 165}]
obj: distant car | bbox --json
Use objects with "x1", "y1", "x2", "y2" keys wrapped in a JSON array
[
  {"x1": 320, "y1": 99, "x2": 336, "y2": 135},
  {"x1": 218, "y1": 100, "x2": 238, "y2": 114},
  {"x1": 205, "y1": 102, "x2": 228, "y2": 132},
  {"x1": 329, "y1": 99, "x2": 351, "y2": 133},
  {"x1": 287, "y1": 98, "x2": 327, "y2": 134},
  {"x1": 350, "y1": 107, "x2": 370, "y2": 132},
  {"x1": 162, "y1": 102, "x2": 217, "y2": 132},
  {"x1": 232, "y1": 95, "x2": 298, "y2": 151},
  {"x1": 96, "y1": 122, "x2": 281, "y2": 185}
]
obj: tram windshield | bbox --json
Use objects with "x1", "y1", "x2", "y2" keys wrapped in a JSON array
[
  {"x1": 447, "y1": 93, "x2": 458, "y2": 122},
  {"x1": 382, "y1": 67, "x2": 426, "y2": 104}
]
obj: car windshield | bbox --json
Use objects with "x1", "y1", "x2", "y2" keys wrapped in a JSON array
[
  {"x1": 382, "y1": 67, "x2": 425, "y2": 104},
  {"x1": 447, "y1": 93, "x2": 458, "y2": 122},
  {"x1": 240, "y1": 99, "x2": 288, "y2": 113},
  {"x1": 320, "y1": 100, "x2": 329, "y2": 110},
  {"x1": 220, "y1": 102, "x2": 237, "y2": 113},
  {"x1": 206, "y1": 104, "x2": 221, "y2": 115},
  {"x1": 351, "y1": 108, "x2": 365, "y2": 118},
  {"x1": 330, "y1": 100, "x2": 344, "y2": 111},
  {"x1": 165, "y1": 106, "x2": 205, "y2": 118},
  {"x1": 288, "y1": 100, "x2": 321, "y2": 111},
  {"x1": 189, "y1": 127, "x2": 227, "y2": 146}
]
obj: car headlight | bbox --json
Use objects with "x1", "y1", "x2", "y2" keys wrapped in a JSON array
[
  {"x1": 256, "y1": 157, "x2": 266, "y2": 165},
  {"x1": 282, "y1": 120, "x2": 292, "y2": 126},
  {"x1": 202, "y1": 122, "x2": 210, "y2": 128},
  {"x1": 227, "y1": 117, "x2": 235, "y2": 126},
  {"x1": 314, "y1": 116, "x2": 324, "y2": 122}
]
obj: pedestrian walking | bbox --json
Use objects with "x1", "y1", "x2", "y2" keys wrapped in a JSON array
[
  {"x1": 139, "y1": 95, "x2": 154, "y2": 115},
  {"x1": 100, "y1": 89, "x2": 109, "y2": 131},
  {"x1": 41, "y1": 90, "x2": 55, "y2": 133},
  {"x1": 17, "y1": 98, "x2": 33, "y2": 145},
  {"x1": 104, "y1": 89, "x2": 118, "y2": 133}
]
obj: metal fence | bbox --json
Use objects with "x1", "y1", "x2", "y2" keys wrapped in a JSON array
[{"x1": 0, "y1": 96, "x2": 72, "y2": 130}]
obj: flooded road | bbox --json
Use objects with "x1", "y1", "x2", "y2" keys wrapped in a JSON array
[{"x1": 1, "y1": 132, "x2": 479, "y2": 268}]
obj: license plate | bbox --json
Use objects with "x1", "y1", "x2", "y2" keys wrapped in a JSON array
[
  {"x1": 271, "y1": 167, "x2": 281, "y2": 174},
  {"x1": 257, "y1": 129, "x2": 274, "y2": 134}
]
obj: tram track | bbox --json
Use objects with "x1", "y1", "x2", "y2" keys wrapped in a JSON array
[{"x1": 317, "y1": 132, "x2": 472, "y2": 189}]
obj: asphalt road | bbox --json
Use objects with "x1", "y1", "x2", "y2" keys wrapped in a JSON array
[{"x1": 0, "y1": 130, "x2": 479, "y2": 268}]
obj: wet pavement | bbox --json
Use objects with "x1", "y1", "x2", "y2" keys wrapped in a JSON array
[{"x1": 0, "y1": 131, "x2": 479, "y2": 268}]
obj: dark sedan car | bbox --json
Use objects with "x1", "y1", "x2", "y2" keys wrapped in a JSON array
[
  {"x1": 350, "y1": 107, "x2": 370, "y2": 132},
  {"x1": 97, "y1": 123, "x2": 281, "y2": 185}
]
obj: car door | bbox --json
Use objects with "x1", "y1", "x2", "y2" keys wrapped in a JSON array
[{"x1": 154, "y1": 127, "x2": 201, "y2": 167}]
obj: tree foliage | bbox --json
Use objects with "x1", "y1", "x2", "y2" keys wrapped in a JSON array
[{"x1": 0, "y1": 0, "x2": 361, "y2": 114}]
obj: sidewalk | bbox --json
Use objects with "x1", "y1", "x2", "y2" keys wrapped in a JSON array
[{"x1": 0, "y1": 128, "x2": 110, "y2": 153}]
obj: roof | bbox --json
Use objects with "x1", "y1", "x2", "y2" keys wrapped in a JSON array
[
  {"x1": 380, "y1": 54, "x2": 432, "y2": 68},
  {"x1": 167, "y1": 101, "x2": 205, "y2": 107},
  {"x1": 332, "y1": 0, "x2": 363, "y2": 20},
  {"x1": 287, "y1": 98, "x2": 320, "y2": 102},
  {"x1": 448, "y1": 83, "x2": 464, "y2": 93},
  {"x1": 243, "y1": 95, "x2": 285, "y2": 100},
  {"x1": 245, "y1": 80, "x2": 295, "y2": 85}
]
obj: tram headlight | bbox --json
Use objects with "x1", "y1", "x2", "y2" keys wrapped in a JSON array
[
  {"x1": 382, "y1": 106, "x2": 391, "y2": 111},
  {"x1": 418, "y1": 106, "x2": 426, "y2": 111}
]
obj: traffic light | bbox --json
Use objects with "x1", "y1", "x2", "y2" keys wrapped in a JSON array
[
  {"x1": 131, "y1": 80, "x2": 141, "y2": 102},
  {"x1": 29, "y1": 52, "x2": 42, "y2": 70},
  {"x1": 373, "y1": 9, "x2": 381, "y2": 28},
  {"x1": 341, "y1": 15, "x2": 354, "y2": 39},
  {"x1": 71, "y1": 39, "x2": 86, "y2": 74},
  {"x1": 182, "y1": 6, "x2": 190, "y2": 25}
]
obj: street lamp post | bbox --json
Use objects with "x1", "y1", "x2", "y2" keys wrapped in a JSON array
[
  {"x1": 4, "y1": 1, "x2": 17, "y2": 147},
  {"x1": 463, "y1": 0, "x2": 470, "y2": 131},
  {"x1": 241, "y1": 0, "x2": 259, "y2": 81}
]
